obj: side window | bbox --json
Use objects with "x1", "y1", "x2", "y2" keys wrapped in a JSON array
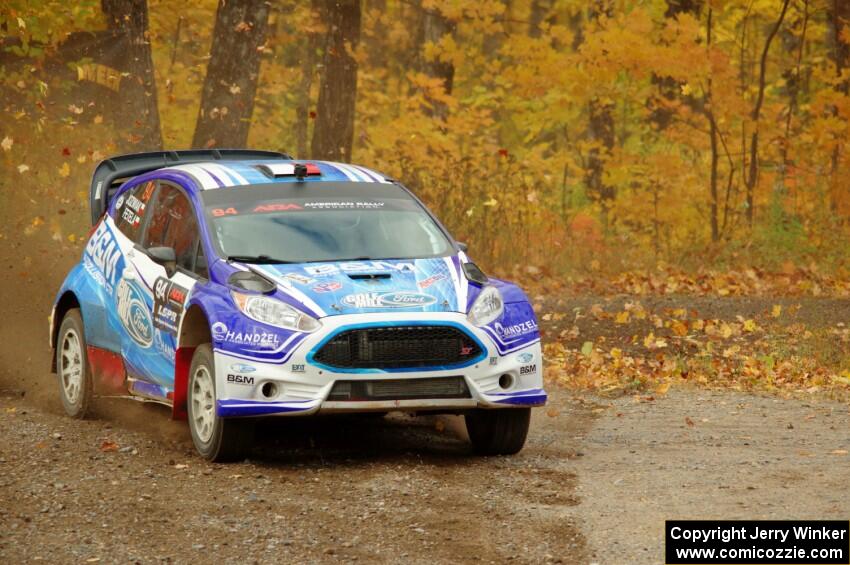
[
  {"x1": 113, "y1": 180, "x2": 156, "y2": 242},
  {"x1": 143, "y1": 183, "x2": 200, "y2": 273},
  {"x1": 195, "y1": 240, "x2": 209, "y2": 279}
]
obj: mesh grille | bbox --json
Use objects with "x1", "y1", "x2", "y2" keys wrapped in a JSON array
[
  {"x1": 314, "y1": 326, "x2": 481, "y2": 369},
  {"x1": 327, "y1": 376, "x2": 471, "y2": 401}
]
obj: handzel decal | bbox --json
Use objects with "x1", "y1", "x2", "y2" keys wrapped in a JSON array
[
  {"x1": 494, "y1": 320, "x2": 538, "y2": 339},
  {"x1": 154, "y1": 331, "x2": 175, "y2": 362},
  {"x1": 341, "y1": 291, "x2": 436, "y2": 309},
  {"x1": 304, "y1": 261, "x2": 415, "y2": 276},
  {"x1": 85, "y1": 222, "x2": 122, "y2": 291},
  {"x1": 211, "y1": 322, "x2": 282, "y2": 350},
  {"x1": 116, "y1": 278, "x2": 153, "y2": 348}
]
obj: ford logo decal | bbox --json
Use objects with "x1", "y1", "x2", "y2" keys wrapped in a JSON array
[
  {"x1": 230, "y1": 363, "x2": 257, "y2": 373},
  {"x1": 378, "y1": 292, "x2": 436, "y2": 307},
  {"x1": 516, "y1": 352, "x2": 534, "y2": 363},
  {"x1": 116, "y1": 278, "x2": 153, "y2": 348}
]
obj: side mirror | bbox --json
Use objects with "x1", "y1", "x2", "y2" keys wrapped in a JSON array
[
  {"x1": 148, "y1": 246, "x2": 177, "y2": 275},
  {"x1": 457, "y1": 242, "x2": 468, "y2": 252}
]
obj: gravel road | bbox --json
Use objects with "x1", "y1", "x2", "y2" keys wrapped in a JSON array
[
  {"x1": 2, "y1": 384, "x2": 849, "y2": 564},
  {"x1": 2, "y1": 245, "x2": 849, "y2": 563},
  {"x1": 0, "y1": 390, "x2": 590, "y2": 564}
]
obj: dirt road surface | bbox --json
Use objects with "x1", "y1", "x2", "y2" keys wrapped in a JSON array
[{"x1": 2, "y1": 243, "x2": 850, "y2": 563}]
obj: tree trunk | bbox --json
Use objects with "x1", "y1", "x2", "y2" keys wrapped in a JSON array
[
  {"x1": 584, "y1": 3, "x2": 616, "y2": 230},
  {"x1": 311, "y1": 0, "x2": 361, "y2": 161},
  {"x1": 744, "y1": 0, "x2": 791, "y2": 227},
  {"x1": 650, "y1": 0, "x2": 702, "y2": 130},
  {"x1": 414, "y1": 3, "x2": 456, "y2": 119},
  {"x1": 102, "y1": 0, "x2": 162, "y2": 150},
  {"x1": 295, "y1": 0, "x2": 322, "y2": 158},
  {"x1": 828, "y1": 0, "x2": 850, "y2": 212},
  {"x1": 706, "y1": 8, "x2": 719, "y2": 242},
  {"x1": 192, "y1": 0, "x2": 270, "y2": 149},
  {"x1": 528, "y1": 0, "x2": 553, "y2": 38}
]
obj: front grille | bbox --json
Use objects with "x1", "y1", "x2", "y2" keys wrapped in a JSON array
[
  {"x1": 314, "y1": 325, "x2": 482, "y2": 369},
  {"x1": 327, "y1": 376, "x2": 471, "y2": 401}
]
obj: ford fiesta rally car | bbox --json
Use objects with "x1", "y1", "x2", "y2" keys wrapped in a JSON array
[{"x1": 50, "y1": 150, "x2": 546, "y2": 461}]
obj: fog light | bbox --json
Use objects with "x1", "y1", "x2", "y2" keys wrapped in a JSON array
[
  {"x1": 498, "y1": 373, "x2": 514, "y2": 390},
  {"x1": 261, "y1": 382, "x2": 278, "y2": 399}
]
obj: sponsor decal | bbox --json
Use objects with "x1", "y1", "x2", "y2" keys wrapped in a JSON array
[
  {"x1": 253, "y1": 203, "x2": 303, "y2": 213},
  {"x1": 418, "y1": 273, "x2": 446, "y2": 289},
  {"x1": 489, "y1": 356, "x2": 498, "y2": 365},
  {"x1": 519, "y1": 364, "x2": 537, "y2": 376},
  {"x1": 516, "y1": 352, "x2": 534, "y2": 363},
  {"x1": 494, "y1": 320, "x2": 538, "y2": 339},
  {"x1": 152, "y1": 277, "x2": 189, "y2": 336},
  {"x1": 312, "y1": 281, "x2": 342, "y2": 293},
  {"x1": 230, "y1": 363, "x2": 257, "y2": 373},
  {"x1": 116, "y1": 278, "x2": 153, "y2": 348},
  {"x1": 304, "y1": 261, "x2": 415, "y2": 276},
  {"x1": 227, "y1": 374, "x2": 255, "y2": 385},
  {"x1": 303, "y1": 201, "x2": 385, "y2": 209},
  {"x1": 282, "y1": 273, "x2": 314, "y2": 285},
  {"x1": 378, "y1": 292, "x2": 437, "y2": 307},
  {"x1": 120, "y1": 194, "x2": 147, "y2": 227},
  {"x1": 154, "y1": 331, "x2": 176, "y2": 362},
  {"x1": 291, "y1": 364, "x2": 305, "y2": 373},
  {"x1": 114, "y1": 194, "x2": 125, "y2": 210},
  {"x1": 211, "y1": 322, "x2": 282, "y2": 349},
  {"x1": 341, "y1": 291, "x2": 436, "y2": 309},
  {"x1": 211, "y1": 207, "x2": 239, "y2": 217},
  {"x1": 85, "y1": 222, "x2": 122, "y2": 291}
]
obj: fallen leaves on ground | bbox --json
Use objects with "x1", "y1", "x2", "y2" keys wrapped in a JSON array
[
  {"x1": 99, "y1": 440, "x2": 119, "y2": 452},
  {"x1": 542, "y1": 298, "x2": 850, "y2": 400},
  {"x1": 509, "y1": 265, "x2": 850, "y2": 299}
]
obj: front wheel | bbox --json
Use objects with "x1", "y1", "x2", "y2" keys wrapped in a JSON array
[
  {"x1": 187, "y1": 344, "x2": 254, "y2": 462},
  {"x1": 56, "y1": 309, "x2": 93, "y2": 418},
  {"x1": 465, "y1": 408, "x2": 531, "y2": 455}
]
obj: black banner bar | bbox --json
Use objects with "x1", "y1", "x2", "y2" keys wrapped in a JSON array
[{"x1": 666, "y1": 520, "x2": 849, "y2": 564}]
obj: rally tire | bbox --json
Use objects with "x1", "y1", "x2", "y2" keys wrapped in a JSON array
[
  {"x1": 465, "y1": 408, "x2": 531, "y2": 455},
  {"x1": 56, "y1": 309, "x2": 93, "y2": 419},
  {"x1": 187, "y1": 344, "x2": 254, "y2": 462}
]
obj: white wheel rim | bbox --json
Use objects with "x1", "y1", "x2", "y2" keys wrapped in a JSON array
[
  {"x1": 191, "y1": 366, "x2": 216, "y2": 443},
  {"x1": 59, "y1": 328, "x2": 83, "y2": 405}
]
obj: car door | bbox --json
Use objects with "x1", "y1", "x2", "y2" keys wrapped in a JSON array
[{"x1": 122, "y1": 181, "x2": 204, "y2": 394}]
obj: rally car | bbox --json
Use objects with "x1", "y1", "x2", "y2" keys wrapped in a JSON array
[{"x1": 50, "y1": 150, "x2": 545, "y2": 461}]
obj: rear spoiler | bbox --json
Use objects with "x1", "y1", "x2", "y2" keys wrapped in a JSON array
[{"x1": 89, "y1": 149, "x2": 293, "y2": 225}]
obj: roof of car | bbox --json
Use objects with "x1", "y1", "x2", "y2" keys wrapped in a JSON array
[{"x1": 161, "y1": 160, "x2": 394, "y2": 190}]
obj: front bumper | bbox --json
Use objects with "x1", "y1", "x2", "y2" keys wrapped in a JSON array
[{"x1": 213, "y1": 312, "x2": 546, "y2": 417}]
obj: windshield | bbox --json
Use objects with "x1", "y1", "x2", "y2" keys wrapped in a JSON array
[{"x1": 204, "y1": 194, "x2": 453, "y2": 263}]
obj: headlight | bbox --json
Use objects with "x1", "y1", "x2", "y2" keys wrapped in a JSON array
[
  {"x1": 231, "y1": 292, "x2": 321, "y2": 333},
  {"x1": 467, "y1": 285, "x2": 504, "y2": 327}
]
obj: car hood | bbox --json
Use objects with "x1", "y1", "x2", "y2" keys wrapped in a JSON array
[{"x1": 247, "y1": 257, "x2": 471, "y2": 318}]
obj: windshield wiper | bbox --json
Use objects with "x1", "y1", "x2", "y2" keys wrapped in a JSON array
[{"x1": 227, "y1": 255, "x2": 294, "y2": 265}]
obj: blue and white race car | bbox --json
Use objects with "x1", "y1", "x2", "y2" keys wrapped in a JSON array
[{"x1": 50, "y1": 150, "x2": 545, "y2": 461}]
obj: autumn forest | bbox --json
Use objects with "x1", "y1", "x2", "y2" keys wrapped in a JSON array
[{"x1": 2, "y1": 0, "x2": 850, "y2": 278}]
